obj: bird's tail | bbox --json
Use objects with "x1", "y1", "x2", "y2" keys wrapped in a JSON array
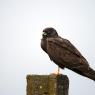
[
  {"x1": 70, "y1": 67, "x2": 95, "y2": 81},
  {"x1": 84, "y1": 68, "x2": 95, "y2": 81}
]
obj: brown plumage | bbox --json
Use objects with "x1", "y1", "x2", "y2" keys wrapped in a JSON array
[{"x1": 41, "y1": 27, "x2": 95, "y2": 81}]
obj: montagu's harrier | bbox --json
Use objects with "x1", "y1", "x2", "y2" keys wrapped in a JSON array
[{"x1": 41, "y1": 27, "x2": 95, "y2": 81}]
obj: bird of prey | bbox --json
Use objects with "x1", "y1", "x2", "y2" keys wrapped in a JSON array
[{"x1": 41, "y1": 27, "x2": 95, "y2": 81}]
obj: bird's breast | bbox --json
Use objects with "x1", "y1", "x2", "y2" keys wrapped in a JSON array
[{"x1": 41, "y1": 38, "x2": 47, "y2": 53}]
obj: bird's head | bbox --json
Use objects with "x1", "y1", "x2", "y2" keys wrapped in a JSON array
[{"x1": 42, "y1": 27, "x2": 58, "y2": 38}]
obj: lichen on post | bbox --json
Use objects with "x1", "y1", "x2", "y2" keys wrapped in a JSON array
[{"x1": 26, "y1": 74, "x2": 69, "y2": 95}]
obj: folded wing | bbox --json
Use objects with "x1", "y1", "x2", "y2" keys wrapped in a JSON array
[{"x1": 47, "y1": 37, "x2": 89, "y2": 72}]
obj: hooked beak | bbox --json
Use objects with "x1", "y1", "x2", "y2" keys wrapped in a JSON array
[{"x1": 42, "y1": 32, "x2": 47, "y2": 36}]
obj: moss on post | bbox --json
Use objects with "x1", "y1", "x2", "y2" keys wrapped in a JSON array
[{"x1": 26, "y1": 74, "x2": 69, "y2": 95}]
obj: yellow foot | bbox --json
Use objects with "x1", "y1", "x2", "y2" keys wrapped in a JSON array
[
  {"x1": 50, "y1": 73, "x2": 61, "y2": 75},
  {"x1": 50, "y1": 73, "x2": 62, "y2": 77},
  {"x1": 50, "y1": 66, "x2": 61, "y2": 75}
]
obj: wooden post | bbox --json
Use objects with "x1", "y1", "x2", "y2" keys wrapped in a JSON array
[{"x1": 26, "y1": 74, "x2": 69, "y2": 95}]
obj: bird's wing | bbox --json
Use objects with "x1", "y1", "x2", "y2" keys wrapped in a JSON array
[
  {"x1": 48, "y1": 37, "x2": 83, "y2": 57},
  {"x1": 47, "y1": 37, "x2": 89, "y2": 69}
]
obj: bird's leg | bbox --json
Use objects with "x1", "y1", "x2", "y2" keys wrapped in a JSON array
[
  {"x1": 58, "y1": 66, "x2": 60, "y2": 75},
  {"x1": 50, "y1": 66, "x2": 61, "y2": 75}
]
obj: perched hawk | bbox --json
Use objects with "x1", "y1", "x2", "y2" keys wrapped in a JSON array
[{"x1": 41, "y1": 27, "x2": 95, "y2": 81}]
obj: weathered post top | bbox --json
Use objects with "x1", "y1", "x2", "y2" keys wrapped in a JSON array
[{"x1": 26, "y1": 74, "x2": 69, "y2": 95}]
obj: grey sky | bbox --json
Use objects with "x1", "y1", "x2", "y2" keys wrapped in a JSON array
[{"x1": 0, "y1": 0, "x2": 95, "y2": 95}]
